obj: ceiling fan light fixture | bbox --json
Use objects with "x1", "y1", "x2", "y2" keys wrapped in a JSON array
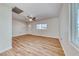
[{"x1": 29, "y1": 19, "x2": 33, "y2": 21}]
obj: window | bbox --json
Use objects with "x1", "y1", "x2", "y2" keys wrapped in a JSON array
[
  {"x1": 36, "y1": 24, "x2": 47, "y2": 30},
  {"x1": 71, "y1": 4, "x2": 79, "y2": 49}
]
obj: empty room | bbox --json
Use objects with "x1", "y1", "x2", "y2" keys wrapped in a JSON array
[{"x1": 0, "y1": 3, "x2": 79, "y2": 56}]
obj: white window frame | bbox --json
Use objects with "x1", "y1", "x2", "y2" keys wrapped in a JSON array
[{"x1": 70, "y1": 3, "x2": 79, "y2": 51}]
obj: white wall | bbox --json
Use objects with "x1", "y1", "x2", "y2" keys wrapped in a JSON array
[
  {"x1": 0, "y1": 5, "x2": 12, "y2": 53},
  {"x1": 12, "y1": 19, "x2": 28, "y2": 37},
  {"x1": 12, "y1": 12, "x2": 29, "y2": 37},
  {"x1": 59, "y1": 4, "x2": 79, "y2": 56},
  {"x1": 30, "y1": 18, "x2": 59, "y2": 38}
]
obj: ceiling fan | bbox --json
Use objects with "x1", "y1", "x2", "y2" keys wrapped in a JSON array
[{"x1": 27, "y1": 16, "x2": 37, "y2": 22}]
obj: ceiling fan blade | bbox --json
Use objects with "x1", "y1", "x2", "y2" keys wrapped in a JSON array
[
  {"x1": 27, "y1": 16, "x2": 32, "y2": 19},
  {"x1": 32, "y1": 17, "x2": 36, "y2": 21}
]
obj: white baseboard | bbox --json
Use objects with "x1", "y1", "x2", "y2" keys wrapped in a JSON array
[
  {"x1": 13, "y1": 33, "x2": 60, "y2": 39},
  {"x1": 29, "y1": 34, "x2": 60, "y2": 39},
  {"x1": 0, "y1": 46, "x2": 12, "y2": 53},
  {"x1": 39, "y1": 35, "x2": 59, "y2": 39},
  {"x1": 12, "y1": 33, "x2": 27, "y2": 37}
]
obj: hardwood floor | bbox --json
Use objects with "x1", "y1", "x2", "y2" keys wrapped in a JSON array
[{"x1": 0, "y1": 34, "x2": 65, "y2": 56}]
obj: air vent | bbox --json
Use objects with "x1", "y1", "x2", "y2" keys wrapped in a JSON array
[{"x1": 12, "y1": 7, "x2": 23, "y2": 14}]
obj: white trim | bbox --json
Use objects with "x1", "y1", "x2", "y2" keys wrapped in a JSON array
[
  {"x1": 70, "y1": 42, "x2": 79, "y2": 52},
  {"x1": 58, "y1": 37, "x2": 66, "y2": 55},
  {"x1": 16, "y1": 34, "x2": 59, "y2": 39},
  {"x1": 0, "y1": 46, "x2": 12, "y2": 53},
  {"x1": 30, "y1": 34, "x2": 59, "y2": 39},
  {"x1": 12, "y1": 33, "x2": 27, "y2": 37}
]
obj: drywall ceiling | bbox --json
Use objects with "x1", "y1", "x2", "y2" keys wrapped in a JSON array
[{"x1": 12, "y1": 3, "x2": 62, "y2": 22}]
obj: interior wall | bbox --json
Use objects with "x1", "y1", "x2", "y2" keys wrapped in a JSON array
[
  {"x1": 59, "y1": 3, "x2": 79, "y2": 56},
  {"x1": 12, "y1": 18, "x2": 28, "y2": 37},
  {"x1": 0, "y1": 5, "x2": 12, "y2": 53},
  {"x1": 30, "y1": 18, "x2": 59, "y2": 38},
  {"x1": 12, "y1": 14, "x2": 59, "y2": 38}
]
